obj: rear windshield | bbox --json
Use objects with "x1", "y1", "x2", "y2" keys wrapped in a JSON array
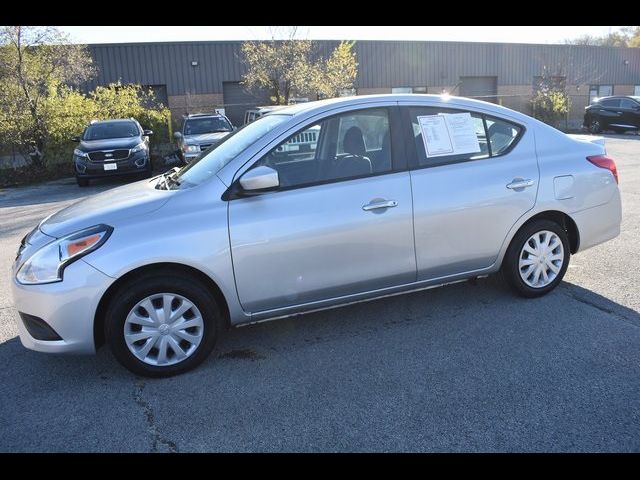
[
  {"x1": 184, "y1": 117, "x2": 232, "y2": 135},
  {"x1": 83, "y1": 122, "x2": 139, "y2": 140}
]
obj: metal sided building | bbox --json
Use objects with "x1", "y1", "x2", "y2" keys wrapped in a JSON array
[{"x1": 84, "y1": 40, "x2": 640, "y2": 129}]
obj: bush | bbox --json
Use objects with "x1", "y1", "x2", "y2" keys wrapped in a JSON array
[
  {"x1": 1, "y1": 82, "x2": 172, "y2": 172},
  {"x1": 531, "y1": 88, "x2": 571, "y2": 129}
]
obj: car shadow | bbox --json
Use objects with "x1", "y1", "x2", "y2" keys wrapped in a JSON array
[{"x1": 1, "y1": 277, "x2": 638, "y2": 451}]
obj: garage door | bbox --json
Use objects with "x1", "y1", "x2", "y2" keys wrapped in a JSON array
[
  {"x1": 222, "y1": 82, "x2": 269, "y2": 127},
  {"x1": 459, "y1": 76, "x2": 498, "y2": 104}
]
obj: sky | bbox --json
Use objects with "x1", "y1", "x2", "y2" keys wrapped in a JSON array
[{"x1": 57, "y1": 26, "x2": 625, "y2": 45}]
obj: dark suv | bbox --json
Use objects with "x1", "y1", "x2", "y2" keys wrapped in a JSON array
[
  {"x1": 72, "y1": 119, "x2": 153, "y2": 187},
  {"x1": 583, "y1": 96, "x2": 640, "y2": 134}
]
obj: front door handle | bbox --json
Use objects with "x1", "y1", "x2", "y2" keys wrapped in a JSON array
[
  {"x1": 506, "y1": 178, "x2": 535, "y2": 190},
  {"x1": 362, "y1": 199, "x2": 398, "y2": 211}
]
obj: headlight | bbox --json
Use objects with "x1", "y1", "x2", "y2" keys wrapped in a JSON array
[
  {"x1": 183, "y1": 144, "x2": 200, "y2": 153},
  {"x1": 131, "y1": 142, "x2": 148, "y2": 154},
  {"x1": 16, "y1": 224, "x2": 113, "y2": 285},
  {"x1": 73, "y1": 148, "x2": 88, "y2": 159}
]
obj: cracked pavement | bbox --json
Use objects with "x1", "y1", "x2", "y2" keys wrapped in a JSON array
[{"x1": 0, "y1": 135, "x2": 639, "y2": 452}]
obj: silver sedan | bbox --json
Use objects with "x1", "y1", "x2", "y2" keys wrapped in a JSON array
[{"x1": 11, "y1": 94, "x2": 621, "y2": 376}]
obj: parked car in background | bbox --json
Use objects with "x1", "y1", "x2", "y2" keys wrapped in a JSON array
[
  {"x1": 583, "y1": 95, "x2": 640, "y2": 134},
  {"x1": 174, "y1": 112, "x2": 233, "y2": 164},
  {"x1": 243, "y1": 105, "x2": 288, "y2": 125},
  {"x1": 72, "y1": 119, "x2": 153, "y2": 187},
  {"x1": 13, "y1": 95, "x2": 621, "y2": 377}
]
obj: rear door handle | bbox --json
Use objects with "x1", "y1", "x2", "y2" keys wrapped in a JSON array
[
  {"x1": 362, "y1": 199, "x2": 398, "y2": 211},
  {"x1": 506, "y1": 178, "x2": 535, "y2": 190}
]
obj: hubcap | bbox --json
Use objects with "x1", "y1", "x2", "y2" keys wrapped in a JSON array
[
  {"x1": 518, "y1": 230, "x2": 564, "y2": 288},
  {"x1": 124, "y1": 293, "x2": 204, "y2": 366}
]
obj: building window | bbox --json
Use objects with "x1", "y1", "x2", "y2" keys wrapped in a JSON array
[
  {"x1": 635, "y1": 85, "x2": 640, "y2": 96},
  {"x1": 392, "y1": 87, "x2": 413, "y2": 94},
  {"x1": 589, "y1": 85, "x2": 613, "y2": 104}
]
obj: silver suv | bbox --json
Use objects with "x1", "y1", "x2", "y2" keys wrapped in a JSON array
[
  {"x1": 11, "y1": 95, "x2": 621, "y2": 377},
  {"x1": 174, "y1": 112, "x2": 233, "y2": 164}
]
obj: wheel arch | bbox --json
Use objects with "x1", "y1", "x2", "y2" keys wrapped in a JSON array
[
  {"x1": 498, "y1": 209, "x2": 580, "y2": 269},
  {"x1": 93, "y1": 262, "x2": 231, "y2": 349}
]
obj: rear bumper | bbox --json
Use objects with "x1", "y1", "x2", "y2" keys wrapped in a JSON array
[
  {"x1": 11, "y1": 259, "x2": 114, "y2": 354},
  {"x1": 572, "y1": 189, "x2": 622, "y2": 253}
]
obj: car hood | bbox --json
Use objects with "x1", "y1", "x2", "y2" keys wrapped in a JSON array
[
  {"x1": 79, "y1": 137, "x2": 142, "y2": 151},
  {"x1": 39, "y1": 179, "x2": 171, "y2": 238},
  {"x1": 184, "y1": 132, "x2": 231, "y2": 144}
]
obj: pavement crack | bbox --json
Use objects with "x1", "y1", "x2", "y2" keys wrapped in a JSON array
[
  {"x1": 564, "y1": 291, "x2": 640, "y2": 328},
  {"x1": 133, "y1": 379, "x2": 178, "y2": 453}
]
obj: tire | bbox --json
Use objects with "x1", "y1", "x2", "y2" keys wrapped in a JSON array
[
  {"x1": 588, "y1": 118, "x2": 602, "y2": 134},
  {"x1": 76, "y1": 177, "x2": 89, "y2": 187},
  {"x1": 502, "y1": 219, "x2": 570, "y2": 298},
  {"x1": 105, "y1": 271, "x2": 223, "y2": 377}
]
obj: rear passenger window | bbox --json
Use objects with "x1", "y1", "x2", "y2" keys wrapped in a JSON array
[
  {"x1": 601, "y1": 99, "x2": 621, "y2": 108},
  {"x1": 409, "y1": 107, "x2": 522, "y2": 167},
  {"x1": 485, "y1": 117, "x2": 522, "y2": 155}
]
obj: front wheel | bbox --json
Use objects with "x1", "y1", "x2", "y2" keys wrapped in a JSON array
[
  {"x1": 105, "y1": 272, "x2": 223, "y2": 377},
  {"x1": 502, "y1": 220, "x2": 570, "y2": 298}
]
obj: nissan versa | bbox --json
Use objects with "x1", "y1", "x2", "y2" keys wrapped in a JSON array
[{"x1": 12, "y1": 95, "x2": 621, "y2": 377}]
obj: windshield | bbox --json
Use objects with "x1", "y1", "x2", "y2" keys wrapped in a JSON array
[
  {"x1": 184, "y1": 117, "x2": 232, "y2": 135},
  {"x1": 174, "y1": 114, "x2": 289, "y2": 187},
  {"x1": 83, "y1": 122, "x2": 139, "y2": 140}
]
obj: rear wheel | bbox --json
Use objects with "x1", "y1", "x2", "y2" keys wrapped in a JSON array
[
  {"x1": 76, "y1": 177, "x2": 89, "y2": 187},
  {"x1": 502, "y1": 220, "x2": 570, "y2": 298},
  {"x1": 588, "y1": 118, "x2": 602, "y2": 134},
  {"x1": 105, "y1": 272, "x2": 222, "y2": 377}
]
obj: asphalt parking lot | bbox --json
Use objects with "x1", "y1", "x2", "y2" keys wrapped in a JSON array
[{"x1": 0, "y1": 136, "x2": 639, "y2": 452}]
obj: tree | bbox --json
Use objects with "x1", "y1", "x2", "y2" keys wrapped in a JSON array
[
  {"x1": 565, "y1": 26, "x2": 640, "y2": 47},
  {"x1": 531, "y1": 67, "x2": 571, "y2": 129},
  {"x1": 240, "y1": 27, "x2": 358, "y2": 105},
  {"x1": 0, "y1": 26, "x2": 95, "y2": 166},
  {"x1": 313, "y1": 41, "x2": 358, "y2": 100}
]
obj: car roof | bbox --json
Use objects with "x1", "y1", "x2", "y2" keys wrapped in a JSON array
[
  {"x1": 267, "y1": 94, "x2": 533, "y2": 123},
  {"x1": 596, "y1": 95, "x2": 638, "y2": 101},
  {"x1": 89, "y1": 119, "x2": 138, "y2": 125},
  {"x1": 185, "y1": 112, "x2": 224, "y2": 118}
]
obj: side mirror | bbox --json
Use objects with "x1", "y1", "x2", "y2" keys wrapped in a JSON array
[
  {"x1": 239, "y1": 166, "x2": 279, "y2": 192},
  {"x1": 173, "y1": 132, "x2": 182, "y2": 140},
  {"x1": 143, "y1": 129, "x2": 154, "y2": 136},
  {"x1": 233, "y1": 126, "x2": 238, "y2": 131},
  {"x1": 71, "y1": 136, "x2": 81, "y2": 142}
]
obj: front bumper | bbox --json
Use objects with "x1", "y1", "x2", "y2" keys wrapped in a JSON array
[
  {"x1": 11, "y1": 259, "x2": 115, "y2": 354},
  {"x1": 75, "y1": 152, "x2": 150, "y2": 178}
]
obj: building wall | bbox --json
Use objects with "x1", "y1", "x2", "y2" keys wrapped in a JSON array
[
  {"x1": 167, "y1": 93, "x2": 224, "y2": 125},
  {"x1": 83, "y1": 40, "x2": 640, "y2": 131},
  {"x1": 86, "y1": 40, "x2": 640, "y2": 95}
]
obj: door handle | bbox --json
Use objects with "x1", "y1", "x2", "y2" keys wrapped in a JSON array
[
  {"x1": 362, "y1": 199, "x2": 398, "y2": 211},
  {"x1": 506, "y1": 178, "x2": 535, "y2": 190}
]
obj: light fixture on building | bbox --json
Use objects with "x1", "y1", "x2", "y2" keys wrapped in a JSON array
[
  {"x1": 623, "y1": 59, "x2": 629, "y2": 66},
  {"x1": 191, "y1": 61, "x2": 199, "y2": 67}
]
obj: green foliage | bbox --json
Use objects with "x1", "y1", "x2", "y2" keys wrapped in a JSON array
[
  {"x1": 0, "y1": 26, "x2": 95, "y2": 166},
  {"x1": 565, "y1": 26, "x2": 640, "y2": 47},
  {"x1": 531, "y1": 77, "x2": 571, "y2": 129},
  {"x1": 313, "y1": 41, "x2": 358, "y2": 100},
  {"x1": 241, "y1": 28, "x2": 358, "y2": 104}
]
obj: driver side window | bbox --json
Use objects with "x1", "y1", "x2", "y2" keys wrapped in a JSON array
[{"x1": 254, "y1": 108, "x2": 392, "y2": 189}]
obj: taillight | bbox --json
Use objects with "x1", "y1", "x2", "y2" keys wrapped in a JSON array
[{"x1": 587, "y1": 155, "x2": 618, "y2": 184}]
